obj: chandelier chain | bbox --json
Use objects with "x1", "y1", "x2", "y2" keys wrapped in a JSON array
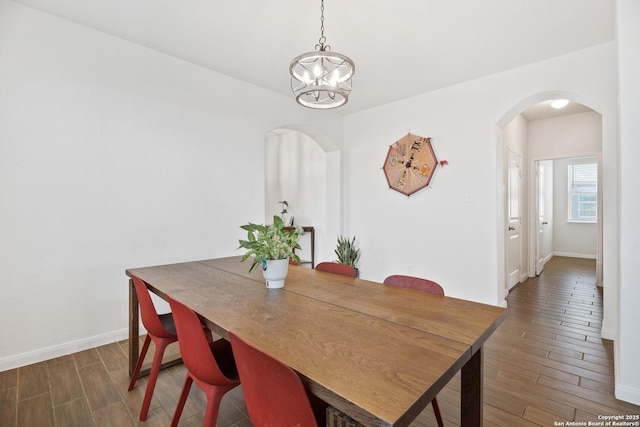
[{"x1": 316, "y1": 0, "x2": 329, "y2": 51}]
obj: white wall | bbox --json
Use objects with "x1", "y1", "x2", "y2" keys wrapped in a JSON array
[
  {"x1": 343, "y1": 43, "x2": 617, "y2": 308},
  {"x1": 504, "y1": 114, "x2": 527, "y2": 156},
  {"x1": 528, "y1": 111, "x2": 603, "y2": 159},
  {"x1": 0, "y1": 0, "x2": 343, "y2": 370},
  {"x1": 616, "y1": 0, "x2": 640, "y2": 406},
  {"x1": 265, "y1": 131, "x2": 327, "y2": 226}
]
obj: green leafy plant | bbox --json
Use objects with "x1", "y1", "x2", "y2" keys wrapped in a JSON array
[
  {"x1": 335, "y1": 235, "x2": 360, "y2": 269},
  {"x1": 238, "y1": 215, "x2": 304, "y2": 272}
]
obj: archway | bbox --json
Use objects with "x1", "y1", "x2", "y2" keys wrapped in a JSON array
[
  {"x1": 496, "y1": 91, "x2": 604, "y2": 290},
  {"x1": 496, "y1": 91, "x2": 615, "y2": 340},
  {"x1": 264, "y1": 127, "x2": 341, "y2": 266}
]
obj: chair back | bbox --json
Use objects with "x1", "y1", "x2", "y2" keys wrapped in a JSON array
[
  {"x1": 383, "y1": 275, "x2": 445, "y2": 295},
  {"x1": 131, "y1": 276, "x2": 176, "y2": 338},
  {"x1": 167, "y1": 295, "x2": 236, "y2": 385},
  {"x1": 315, "y1": 262, "x2": 357, "y2": 277},
  {"x1": 229, "y1": 332, "x2": 319, "y2": 427}
]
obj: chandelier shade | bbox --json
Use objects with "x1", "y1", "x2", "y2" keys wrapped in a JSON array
[
  {"x1": 290, "y1": 50, "x2": 355, "y2": 109},
  {"x1": 289, "y1": 0, "x2": 355, "y2": 109}
]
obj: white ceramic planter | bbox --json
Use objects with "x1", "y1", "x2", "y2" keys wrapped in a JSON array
[{"x1": 262, "y1": 258, "x2": 289, "y2": 289}]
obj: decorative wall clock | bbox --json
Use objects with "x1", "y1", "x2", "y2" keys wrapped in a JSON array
[{"x1": 383, "y1": 132, "x2": 439, "y2": 196}]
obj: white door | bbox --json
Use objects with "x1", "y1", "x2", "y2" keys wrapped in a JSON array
[
  {"x1": 507, "y1": 149, "x2": 522, "y2": 290},
  {"x1": 535, "y1": 161, "x2": 546, "y2": 275},
  {"x1": 535, "y1": 160, "x2": 554, "y2": 275}
]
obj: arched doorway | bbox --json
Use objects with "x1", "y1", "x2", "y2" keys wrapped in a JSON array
[
  {"x1": 496, "y1": 91, "x2": 615, "y2": 340},
  {"x1": 264, "y1": 127, "x2": 341, "y2": 266}
]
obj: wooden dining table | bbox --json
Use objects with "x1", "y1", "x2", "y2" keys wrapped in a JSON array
[{"x1": 126, "y1": 256, "x2": 506, "y2": 427}]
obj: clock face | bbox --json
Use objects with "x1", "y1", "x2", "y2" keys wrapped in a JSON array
[{"x1": 383, "y1": 133, "x2": 438, "y2": 196}]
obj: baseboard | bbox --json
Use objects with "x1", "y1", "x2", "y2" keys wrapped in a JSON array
[
  {"x1": 0, "y1": 328, "x2": 129, "y2": 372},
  {"x1": 616, "y1": 384, "x2": 640, "y2": 406},
  {"x1": 600, "y1": 325, "x2": 616, "y2": 341},
  {"x1": 553, "y1": 251, "x2": 597, "y2": 260}
]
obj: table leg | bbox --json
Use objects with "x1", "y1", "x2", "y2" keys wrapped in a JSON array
[
  {"x1": 461, "y1": 347, "x2": 483, "y2": 427},
  {"x1": 128, "y1": 278, "x2": 139, "y2": 378},
  {"x1": 310, "y1": 228, "x2": 315, "y2": 269}
]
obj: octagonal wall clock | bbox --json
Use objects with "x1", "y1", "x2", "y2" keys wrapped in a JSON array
[{"x1": 383, "y1": 132, "x2": 441, "y2": 196}]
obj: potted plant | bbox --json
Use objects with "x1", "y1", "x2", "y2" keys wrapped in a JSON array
[
  {"x1": 238, "y1": 215, "x2": 304, "y2": 288},
  {"x1": 335, "y1": 235, "x2": 361, "y2": 276}
]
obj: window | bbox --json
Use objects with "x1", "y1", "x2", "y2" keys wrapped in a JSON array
[{"x1": 568, "y1": 162, "x2": 597, "y2": 222}]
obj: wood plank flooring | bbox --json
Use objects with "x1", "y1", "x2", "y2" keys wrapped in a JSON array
[{"x1": 1, "y1": 256, "x2": 638, "y2": 426}]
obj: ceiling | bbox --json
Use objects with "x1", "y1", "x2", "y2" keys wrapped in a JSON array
[
  {"x1": 12, "y1": 0, "x2": 614, "y2": 115},
  {"x1": 521, "y1": 100, "x2": 594, "y2": 122}
]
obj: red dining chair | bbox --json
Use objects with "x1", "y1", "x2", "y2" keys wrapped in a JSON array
[
  {"x1": 128, "y1": 275, "x2": 179, "y2": 421},
  {"x1": 382, "y1": 275, "x2": 444, "y2": 296},
  {"x1": 228, "y1": 331, "x2": 327, "y2": 427},
  {"x1": 383, "y1": 274, "x2": 445, "y2": 427},
  {"x1": 167, "y1": 294, "x2": 240, "y2": 427},
  {"x1": 315, "y1": 261, "x2": 357, "y2": 277}
]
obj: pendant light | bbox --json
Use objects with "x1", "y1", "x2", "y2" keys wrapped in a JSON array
[{"x1": 289, "y1": 0, "x2": 355, "y2": 109}]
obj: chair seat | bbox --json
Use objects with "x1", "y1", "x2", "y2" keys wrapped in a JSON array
[
  {"x1": 158, "y1": 312, "x2": 176, "y2": 335},
  {"x1": 210, "y1": 339, "x2": 239, "y2": 382}
]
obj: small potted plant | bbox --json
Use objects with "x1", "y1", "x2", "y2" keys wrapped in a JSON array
[
  {"x1": 335, "y1": 235, "x2": 361, "y2": 276},
  {"x1": 238, "y1": 215, "x2": 304, "y2": 288}
]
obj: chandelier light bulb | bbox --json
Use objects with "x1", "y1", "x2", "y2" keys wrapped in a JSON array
[{"x1": 329, "y1": 71, "x2": 338, "y2": 87}]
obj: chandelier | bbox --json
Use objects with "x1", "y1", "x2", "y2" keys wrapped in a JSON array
[{"x1": 289, "y1": 0, "x2": 355, "y2": 109}]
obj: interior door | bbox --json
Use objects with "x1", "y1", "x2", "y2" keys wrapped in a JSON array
[
  {"x1": 535, "y1": 161, "x2": 545, "y2": 275},
  {"x1": 507, "y1": 149, "x2": 522, "y2": 290},
  {"x1": 535, "y1": 160, "x2": 554, "y2": 275}
]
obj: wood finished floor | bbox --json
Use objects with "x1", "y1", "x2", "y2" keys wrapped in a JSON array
[{"x1": 1, "y1": 256, "x2": 639, "y2": 426}]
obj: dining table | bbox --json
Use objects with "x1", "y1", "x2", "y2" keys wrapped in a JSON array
[{"x1": 126, "y1": 256, "x2": 506, "y2": 427}]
